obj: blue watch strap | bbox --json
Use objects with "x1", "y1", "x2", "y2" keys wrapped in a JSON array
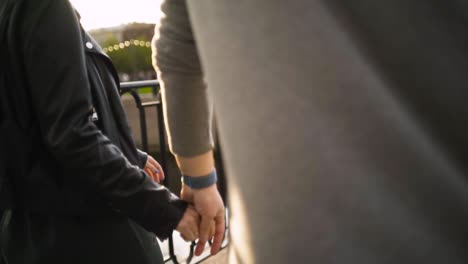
[{"x1": 182, "y1": 170, "x2": 217, "y2": 189}]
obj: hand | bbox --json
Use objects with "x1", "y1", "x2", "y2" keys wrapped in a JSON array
[
  {"x1": 144, "y1": 155, "x2": 165, "y2": 183},
  {"x1": 182, "y1": 184, "x2": 225, "y2": 256},
  {"x1": 176, "y1": 205, "x2": 200, "y2": 242},
  {"x1": 180, "y1": 185, "x2": 215, "y2": 237},
  {"x1": 180, "y1": 182, "x2": 195, "y2": 202}
]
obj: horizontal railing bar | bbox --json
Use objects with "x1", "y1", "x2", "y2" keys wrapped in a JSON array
[
  {"x1": 120, "y1": 79, "x2": 160, "y2": 91},
  {"x1": 142, "y1": 101, "x2": 161, "y2": 107}
]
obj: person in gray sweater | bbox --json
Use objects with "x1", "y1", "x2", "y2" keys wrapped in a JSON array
[
  {"x1": 153, "y1": 0, "x2": 468, "y2": 263},
  {"x1": 152, "y1": 0, "x2": 225, "y2": 257}
]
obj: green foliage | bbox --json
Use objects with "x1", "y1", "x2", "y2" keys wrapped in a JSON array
[
  {"x1": 102, "y1": 35, "x2": 153, "y2": 77},
  {"x1": 137, "y1": 87, "x2": 154, "y2": 94}
]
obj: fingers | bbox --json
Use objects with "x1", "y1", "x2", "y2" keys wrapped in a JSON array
[
  {"x1": 210, "y1": 222, "x2": 216, "y2": 238},
  {"x1": 210, "y1": 212, "x2": 226, "y2": 255},
  {"x1": 144, "y1": 164, "x2": 160, "y2": 183},
  {"x1": 145, "y1": 155, "x2": 165, "y2": 183},
  {"x1": 180, "y1": 227, "x2": 198, "y2": 242},
  {"x1": 146, "y1": 162, "x2": 158, "y2": 174},
  {"x1": 194, "y1": 216, "x2": 223, "y2": 255},
  {"x1": 155, "y1": 162, "x2": 165, "y2": 181},
  {"x1": 177, "y1": 206, "x2": 201, "y2": 242},
  {"x1": 148, "y1": 156, "x2": 165, "y2": 181},
  {"x1": 195, "y1": 217, "x2": 212, "y2": 256}
]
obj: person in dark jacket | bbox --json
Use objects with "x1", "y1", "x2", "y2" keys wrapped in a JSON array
[
  {"x1": 81, "y1": 20, "x2": 164, "y2": 185},
  {"x1": 0, "y1": 0, "x2": 200, "y2": 263}
]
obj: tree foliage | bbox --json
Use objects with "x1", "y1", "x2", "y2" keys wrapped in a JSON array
[{"x1": 102, "y1": 35, "x2": 153, "y2": 78}]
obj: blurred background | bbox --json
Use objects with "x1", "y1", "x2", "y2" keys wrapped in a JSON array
[{"x1": 70, "y1": 0, "x2": 162, "y2": 82}]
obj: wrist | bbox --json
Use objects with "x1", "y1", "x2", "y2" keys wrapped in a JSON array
[
  {"x1": 182, "y1": 169, "x2": 217, "y2": 190},
  {"x1": 190, "y1": 183, "x2": 218, "y2": 193}
]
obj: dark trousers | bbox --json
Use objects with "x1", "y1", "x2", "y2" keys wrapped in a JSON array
[{"x1": 1, "y1": 210, "x2": 163, "y2": 264}]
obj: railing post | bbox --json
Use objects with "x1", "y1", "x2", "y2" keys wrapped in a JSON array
[
  {"x1": 129, "y1": 90, "x2": 148, "y2": 152},
  {"x1": 155, "y1": 92, "x2": 179, "y2": 264}
]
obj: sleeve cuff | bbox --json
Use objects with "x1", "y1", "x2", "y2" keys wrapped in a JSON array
[
  {"x1": 148, "y1": 196, "x2": 188, "y2": 240},
  {"x1": 137, "y1": 149, "x2": 148, "y2": 169}
]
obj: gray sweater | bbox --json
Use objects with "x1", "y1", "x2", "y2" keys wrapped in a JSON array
[
  {"x1": 153, "y1": 0, "x2": 468, "y2": 263},
  {"x1": 152, "y1": 0, "x2": 213, "y2": 157}
]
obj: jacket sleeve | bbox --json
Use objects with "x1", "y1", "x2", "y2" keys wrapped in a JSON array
[
  {"x1": 152, "y1": 0, "x2": 214, "y2": 157},
  {"x1": 137, "y1": 149, "x2": 148, "y2": 169},
  {"x1": 20, "y1": 0, "x2": 185, "y2": 239}
]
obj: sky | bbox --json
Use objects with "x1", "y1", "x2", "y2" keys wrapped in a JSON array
[{"x1": 69, "y1": 0, "x2": 163, "y2": 30}]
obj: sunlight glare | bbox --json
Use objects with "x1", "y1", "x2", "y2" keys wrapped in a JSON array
[{"x1": 69, "y1": 0, "x2": 163, "y2": 30}]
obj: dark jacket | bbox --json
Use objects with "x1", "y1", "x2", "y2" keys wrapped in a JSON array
[
  {"x1": 0, "y1": 0, "x2": 185, "y2": 240},
  {"x1": 82, "y1": 28, "x2": 149, "y2": 169}
]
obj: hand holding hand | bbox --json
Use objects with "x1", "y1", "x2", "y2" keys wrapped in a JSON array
[
  {"x1": 182, "y1": 184, "x2": 225, "y2": 256},
  {"x1": 176, "y1": 205, "x2": 200, "y2": 242},
  {"x1": 175, "y1": 152, "x2": 225, "y2": 255}
]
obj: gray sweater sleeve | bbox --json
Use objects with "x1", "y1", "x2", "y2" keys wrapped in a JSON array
[{"x1": 152, "y1": 0, "x2": 214, "y2": 157}]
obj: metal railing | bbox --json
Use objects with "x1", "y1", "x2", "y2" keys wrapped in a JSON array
[{"x1": 120, "y1": 80, "x2": 228, "y2": 263}]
